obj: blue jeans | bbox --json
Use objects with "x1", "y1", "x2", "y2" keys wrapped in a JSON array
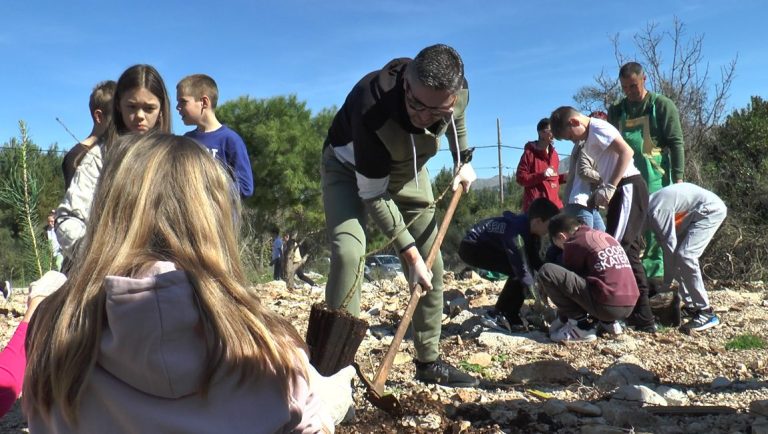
[{"x1": 564, "y1": 203, "x2": 605, "y2": 232}]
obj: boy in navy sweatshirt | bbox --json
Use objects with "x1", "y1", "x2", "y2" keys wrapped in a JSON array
[{"x1": 458, "y1": 198, "x2": 560, "y2": 331}]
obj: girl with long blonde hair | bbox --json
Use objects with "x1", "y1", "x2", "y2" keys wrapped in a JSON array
[{"x1": 26, "y1": 133, "x2": 334, "y2": 433}]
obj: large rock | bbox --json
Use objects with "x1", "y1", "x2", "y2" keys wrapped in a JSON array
[
  {"x1": 596, "y1": 362, "x2": 658, "y2": 390},
  {"x1": 507, "y1": 360, "x2": 580, "y2": 384},
  {"x1": 611, "y1": 385, "x2": 668, "y2": 407},
  {"x1": 598, "y1": 401, "x2": 657, "y2": 430}
]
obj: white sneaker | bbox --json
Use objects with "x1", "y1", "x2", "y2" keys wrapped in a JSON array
[
  {"x1": 548, "y1": 316, "x2": 566, "y2": 335},
  {"x1": 1, "y1": 281, "x2": 10, "y2": 300},
  {"x1": 550, "y1": 319, "x2": 597, "y2": 343},
  {"x1": 599, "y1": 320, "x2": 623, "y2": 336}
]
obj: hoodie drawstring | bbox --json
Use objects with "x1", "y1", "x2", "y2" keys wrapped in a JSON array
[
  {"x1": 450, "y1": 114, "x2": 459, "y2": 172},
  {"x1": 410, "y1": 134, "x2": 419, "y2": 189}
]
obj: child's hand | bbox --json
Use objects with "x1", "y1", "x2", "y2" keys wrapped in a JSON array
[{"x1": 544, "y1": 167, "x2": 556, "y2": 177}]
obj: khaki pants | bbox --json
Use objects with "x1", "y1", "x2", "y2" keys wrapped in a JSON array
[{"x1": 321, "y1": 147, "x2": 444, "y2": 363}]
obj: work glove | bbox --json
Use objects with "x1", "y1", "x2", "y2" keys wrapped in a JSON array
[
  {"x1": 544, "y1": 167, "x2": 556, "y2": 178},
  {"x1": 593, "y1": 183, "x2": 617, "y2": 208},
  {"x1": 310, "y1": 365, "x2": 356, "y2": 425},
  {"x1": 28, "y1": 270, "x2": 67, "y2": 300},
  {"x1": 408, "y1": 254, "x2": 433, "y2": 293},
  {"x1": 452, "y1": 163, "x2": 477, "y2": 192}
]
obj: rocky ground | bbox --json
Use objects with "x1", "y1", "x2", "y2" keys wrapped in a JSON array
[{"x1": 1, "y1": 273, "x2": 767, "y2": 433}]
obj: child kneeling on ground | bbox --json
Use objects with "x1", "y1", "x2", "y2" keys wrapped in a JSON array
[
  {"x1": 538, "y1": 214, "x2": 640, "y2": 343},
  {"x1": 458, "y1": 198, "x2": 560, "y2": 332}
]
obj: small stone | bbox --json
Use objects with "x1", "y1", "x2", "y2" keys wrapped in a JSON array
[
  {"x1": 416, "y1": 413, "x2": 441, "y2": 430},
  {"x1": 656, "y1": 385, "x2": 688, "y2": 406},
  {"x1": 393, "y1": 352, "x2": 411, "y2": 365},
  {"x1": 454, "y1": 389, "x2": 478, "y2": 403},
  {"x1": 711, "y1": 376, "x2": 732, "y2": 388},
  {"x1": 566, "y1": 400, "x2": 602, "y2": 416},
  {"x1": 611, "y1": 385, "x2": 668, "y2": 406},
  {"x1": 467, "y1": 352, "x2": 493, "y2": 367},
  {"x1": 457, "y1": 420, "x2": 472, "y2": 432}
]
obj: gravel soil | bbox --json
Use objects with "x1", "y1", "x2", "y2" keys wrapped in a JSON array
[{"x1": 2, "y1": 276, "x2": 766, "y2": 433}]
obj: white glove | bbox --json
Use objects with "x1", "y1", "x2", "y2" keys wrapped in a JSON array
[
  {"x1": 408, "y1": 254, "x2": 433, "y2": 293},
  {"x1": 452, "y1": 163, "x2": 477, "y2": 192},
  {"x1": 28, "y1": 270, "x2": 67, "y2": 299},
  {"x1": 593, "y1": 183, "x2": 617, "y2": 208},
  {"x1": 544, "y1": 167, "x2": 556, "y2": 177},
  {"x1": 310, "y1": 365, "x2": 356, "y2": 425}
]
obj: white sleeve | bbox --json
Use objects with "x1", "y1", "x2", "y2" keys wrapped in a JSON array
[{"x1": 55, "y1": 146, "x2": 103, "y2": 258}]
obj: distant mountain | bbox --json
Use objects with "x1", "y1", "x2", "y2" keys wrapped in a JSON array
[{"x1": 474, "y1": 175, "x2": 514, "y2": 190}]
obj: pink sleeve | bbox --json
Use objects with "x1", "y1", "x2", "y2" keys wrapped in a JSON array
[{"x1": 0, "y1": 322, "x2": 29, "y2": 417}]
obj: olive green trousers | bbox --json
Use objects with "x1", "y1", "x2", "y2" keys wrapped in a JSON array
[{"x1": 321, "y1": 147, "x2": 444, "y2": 363}]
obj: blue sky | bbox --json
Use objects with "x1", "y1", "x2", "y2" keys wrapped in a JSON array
[{"x1": 2, "y1": 0, "x2": 766, "y2": 181}]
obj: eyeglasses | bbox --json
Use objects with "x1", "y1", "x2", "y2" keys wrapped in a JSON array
[{"x1": 404, "y1": 79, "x2": 456, "y2": 117}]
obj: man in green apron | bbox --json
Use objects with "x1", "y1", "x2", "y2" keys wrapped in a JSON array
[{"x1": 608, "y1": 62, "x2": 685, "y2": 293}]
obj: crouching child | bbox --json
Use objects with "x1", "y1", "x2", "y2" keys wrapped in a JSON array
[
  {"x1": 647, "y1": 183, "x2": 727, "y2": 333},
  {"x1": 458, "y1": 198, "x2": 560, "y2": 332},
  {"x1": 538, "y1": 214, "x2": 639, "y2": 343}
]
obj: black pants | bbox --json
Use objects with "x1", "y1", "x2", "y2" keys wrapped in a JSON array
[
  {"x1": 459, "y1": 241, "x2": 525, "y2": 324},
  {"x1": 295, "y1": 266, "x2": 316, "y2": 286},
  {"x1": 606, "y1": 175, "x2": 653, "y2": 327},
  {"x1": 272, "y1": 257, "x2": 282, "y2": 281}
]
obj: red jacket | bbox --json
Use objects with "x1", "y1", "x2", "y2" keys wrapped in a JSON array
[{"x1": 515, "y1": 141, "x2": 566, "y2": 211}]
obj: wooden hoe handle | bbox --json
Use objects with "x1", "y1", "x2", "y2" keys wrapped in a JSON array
[{"x1": 371, "y1": 188, "x2": 464, "y2": 393}]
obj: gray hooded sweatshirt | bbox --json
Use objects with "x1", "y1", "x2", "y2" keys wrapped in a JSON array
[{"x1": 28, "y1": 262, "x2": 332, "y2": 434}]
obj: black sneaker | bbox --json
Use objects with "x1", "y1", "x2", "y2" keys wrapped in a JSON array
[
  {"x1": 625, "y1": 314, "x2": 657, "y2": 333},
  {"x1": 414, "y1": 359, "x2": 479, "y2": 388}
]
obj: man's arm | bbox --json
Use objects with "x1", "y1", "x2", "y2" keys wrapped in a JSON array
[{"x1": 655, "y1": 96, "x2": 685, "y2": 183}]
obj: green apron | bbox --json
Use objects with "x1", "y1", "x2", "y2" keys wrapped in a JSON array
[{"x1": 619, "y1": 93, "x2": 665, "y2": 281}]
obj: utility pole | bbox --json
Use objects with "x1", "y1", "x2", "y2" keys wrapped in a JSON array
[{"x1": 497, "y1": 118, "x2": 504, "y2": 204}]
